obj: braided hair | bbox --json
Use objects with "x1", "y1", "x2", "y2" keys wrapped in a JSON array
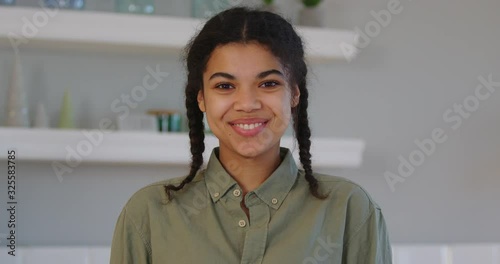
[{"x1": 164, "y1": 6, "x2": 328, "y2": 200}]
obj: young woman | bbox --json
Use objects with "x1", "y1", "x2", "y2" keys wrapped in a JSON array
[{"x1": 110, "y1": 7, "x2": 392, "y2": 264}]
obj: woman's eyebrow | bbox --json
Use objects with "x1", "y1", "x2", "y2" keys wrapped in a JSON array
[
  {"x1": 208, "y1": 69, "x2": 284, "y2": 81},
  {"x1": 257, "y1": 69, "x2": 284, "y2": 79}
]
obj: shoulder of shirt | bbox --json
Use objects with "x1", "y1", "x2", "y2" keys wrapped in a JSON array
[
  {"x1": 121, "y1": 171, "x2": 206, "y2": 215},
  {"x1": 297, "y1": 170, "x2": 382, "y2": 211}
]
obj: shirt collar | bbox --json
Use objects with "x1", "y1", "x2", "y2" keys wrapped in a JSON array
[{"x1": 204, "y1": 146, "x2": 298, "y2": 210}]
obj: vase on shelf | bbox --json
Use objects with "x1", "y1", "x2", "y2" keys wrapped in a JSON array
[
  {"x1": 5, "y1": 52, "x2": 30, "y2": 128},
  {"x1": 298, "y1": 0, "x2": 325, "y2": 27},
  {"x1": 34, "y1": 102, "x2": 50, "y2": 128},
  {"x1": 43, "y1": 0, "x2": 85, "y2": 10},
  {"x1": 0, "y1": 0, "x2": 15, "y2": 6},
  {"x1": 116, "y1": 0, "x2": 155, "y2": 14},
  {"x1": 58, "y1": 88, "x2": 75, "y2": 129}
]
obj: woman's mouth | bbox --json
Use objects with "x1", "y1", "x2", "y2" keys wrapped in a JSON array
[{"x1": 230, "y1": 121, "x2": 268, "y2": 137}]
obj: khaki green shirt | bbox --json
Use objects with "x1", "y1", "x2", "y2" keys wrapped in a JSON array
[{"x1": 110, "y1": 147, "x2": 392, "y2": 264}]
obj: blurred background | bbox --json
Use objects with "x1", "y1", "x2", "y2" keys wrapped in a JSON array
[{"x1": 0, "y1": 0, "x2": 499, "y2": 263}]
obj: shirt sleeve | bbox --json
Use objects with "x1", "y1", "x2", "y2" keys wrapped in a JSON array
[
  {"x1": 110, "y1": 207, "x2": 152, "y2": 264},
  {"x1": 342, "y1": 207, "x2": 392, "y2": 264}
]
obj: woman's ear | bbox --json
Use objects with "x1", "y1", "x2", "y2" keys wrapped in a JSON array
[
  {"x1": 292, "y1": 85, "x2": 300, "y2": 107},
  {"x1": 197, "y1": 90, "x2": 206, "y2": 112}
]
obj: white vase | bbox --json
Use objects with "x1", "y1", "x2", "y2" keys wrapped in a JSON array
[
  {"x1": 5, "y1": 52, "x2": 30, "y2": 127},
  {"x1": 34, "y1": 102, "x2": 50, "y2": 128},
  {"x1": 298, "y1": 6, "x2": 325, "y2": 27}
]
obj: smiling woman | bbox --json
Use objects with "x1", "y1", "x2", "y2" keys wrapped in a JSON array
[
  {"x1": 197, "y1": 42, "x2": 300, "y2": 193},
  {"x1": 110, "y1": 6, "x2": 392, "y2": 264}
]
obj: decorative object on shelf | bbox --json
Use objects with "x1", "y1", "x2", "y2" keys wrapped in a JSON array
[
  {"x1": 147, "y1": 109, "x2": 183, "y2": 133},
  {"x1": 0, "y1": 0, "x2": 15, "y2": 6},
  {"x1": 116, "y1": 0, "x2": 154, "y2": 14},
  {"x1": 33, "y1": 102, "x2": 50, "y2": 128},
  {"x1": 43, "y1": 0, "x2": 85, "y2": 10},
  {"x1": 298, "y1": 0, "x2": 324, "y2": 27},
  {"x1": 191, "y1": 0, "x2": 231, "y2": 19},
  {"x1": 168, "y1": 112, "x2": 182, "y2": 132},
  {"x1": 58, "y1": 88, "x2": 75, "y2": 129},
  {"x1": 147, "y1": 109, "x2": 170, "y2": 132},
  {"x1": 5, "y1": 51, "x2": 30, "y2": 128},
  {"x1": 260, "y1": 0, "x2": 277, "y2": 13},
  {"x1": 116, "y1": 113, "x2": 157, "y2": 132}
]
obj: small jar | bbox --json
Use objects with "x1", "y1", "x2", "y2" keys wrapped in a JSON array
[
  {"x1": 168, "y1": 112, "x2": 182, "y2": 132},
  {"x1": 147, "y1": 109, "x2": 181, "y2": 133}
]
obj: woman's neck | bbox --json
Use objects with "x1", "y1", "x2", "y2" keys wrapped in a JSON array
[{"x1": 218, "y1": 144, "x2": 282, "y2": 195}]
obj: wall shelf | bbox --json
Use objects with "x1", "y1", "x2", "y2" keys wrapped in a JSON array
[
  {"x1": 0, "y1": 127, "x2": 365, "y2": 168},
  {"x1": 0, "y1": 6, "x2": 359, "y2": 61}
]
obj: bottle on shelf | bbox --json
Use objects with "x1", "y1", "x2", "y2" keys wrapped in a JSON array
[
  {"x1": 147, "y1": 109, "x2": 183, "y2": 133},
  {"x1": 116, "y1": 0, "x2": 155, "y2": 15},
  {"x1": 43, "y1": 0, "x2": 85, "y2": 10}
]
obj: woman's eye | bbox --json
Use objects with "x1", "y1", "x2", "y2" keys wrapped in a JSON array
[
  {"x1": 215, "y1": 83, "x2": 233, "y2": 89},
  {"x1": 260, "y1": 81, "x2": 280, "y2": 88}
]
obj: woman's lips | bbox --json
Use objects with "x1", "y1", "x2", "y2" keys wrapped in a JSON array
[{"x1": 230, "y1": 121, "x2": 268, "y2": 137}]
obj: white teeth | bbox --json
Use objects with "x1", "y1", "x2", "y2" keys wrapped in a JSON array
[{"x1": 234, "y1": 122, "x2": 263, "y2": 130}]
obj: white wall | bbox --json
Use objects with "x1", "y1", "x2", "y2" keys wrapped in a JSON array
[{"x1": 0, "y1": 0, "x2": 499, "y2": 247}]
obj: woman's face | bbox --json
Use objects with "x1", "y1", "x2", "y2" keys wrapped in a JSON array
[{"x1": 198, "y1": 42, "x2": 300, "y2": 159}]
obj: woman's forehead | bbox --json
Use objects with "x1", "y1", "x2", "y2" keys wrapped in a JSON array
[{"x1": 205, "y1": 43, "x2": 284, "y2": 75}]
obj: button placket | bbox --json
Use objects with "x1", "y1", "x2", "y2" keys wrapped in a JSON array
[{"x1": 239, "y1": 196, "x2": 271, "y2": 264}]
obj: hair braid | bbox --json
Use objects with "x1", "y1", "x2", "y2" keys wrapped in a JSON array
[
  {"x1": 164, "y1": 81, "x2": 205, "y2": 201},
  {"x1": 294, "y1": 79, "x2": 328, "y2": 200}
]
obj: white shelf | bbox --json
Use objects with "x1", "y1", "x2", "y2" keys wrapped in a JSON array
[
  {"x1": 0, "y1": 6, "x2": 359, "y2": 61},
  {"x1": 0, "y1": 127, "x2": 365, "y2": 168}
]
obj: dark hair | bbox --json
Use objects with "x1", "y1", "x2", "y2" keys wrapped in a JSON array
[{"x1": 164, "y1": 6, "x2": 328, "y2": 200}]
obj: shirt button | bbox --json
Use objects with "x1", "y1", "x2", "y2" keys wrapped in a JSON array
[
  {"x1": 233, "y1": 189, "x2": 241, "y2": 197},
  {"x1": 238, "y1": 219, "x2": 246, "y2": 227},
  {"x1": 213, "y1": 192, "x2": 220, "y2": 198},
  {"x1": 271, "y1": 198, "x2": 278, "y2": 204}
]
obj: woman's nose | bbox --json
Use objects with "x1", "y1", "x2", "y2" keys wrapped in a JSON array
[{"x1": 233, "y1": 87, "x2": 261, "y2": 112}]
